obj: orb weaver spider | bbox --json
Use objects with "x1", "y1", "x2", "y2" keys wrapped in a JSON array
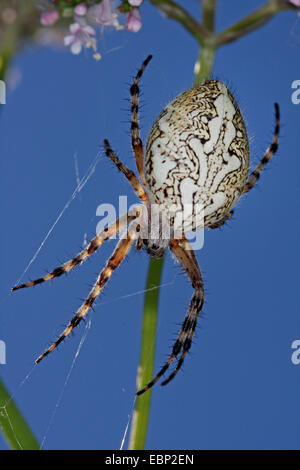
[{"x1": 12, "y1": 56, "x2": 280, "y2": 395}]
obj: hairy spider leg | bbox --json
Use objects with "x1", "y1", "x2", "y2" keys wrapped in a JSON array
[
  {"x1": 104, "y1": 139, "x2": 147, "y2": 202},
  {"x1": 12, "y1": 212, "x2": 137, "y2": 291},
  {"x1": 36, "y1": 223, "x2": 138, "y2": 363},
  {"x1": 137, "y1": 238, "x2": 204, "y2": 394},
  {"x1": 130, "y1": 54, "x2": 152, "y2": 187}
]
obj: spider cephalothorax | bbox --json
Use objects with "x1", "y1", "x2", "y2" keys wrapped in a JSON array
[{"x1": 12, "y1": 56, "x2": 279, "y2": 395}]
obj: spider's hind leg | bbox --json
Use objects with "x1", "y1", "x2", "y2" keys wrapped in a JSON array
[{"x1": 137, "y1": 238, "x2": 204, "y2": 395}]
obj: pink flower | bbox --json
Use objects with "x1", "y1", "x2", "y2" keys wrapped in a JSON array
[
  {"x1": 126, "y1": 8, "x2": 142, "y2": 33},
  {"x1": 128, "y1": 0, "x2": 143, "y2": 6},
  {"x1": 64, "y1": 21, "x2": 97, "y2": 55},
  {"x1": 40, "y1": 10, "x2": 59, "y2": 26},
  {"x1": 290, "y1": 0, "x2": 300, "y2": 6},
  {"x1": 89, "y1": 0, "x2": 119, "y2": 27},
  {"x1": 74, "y1": 3, "x2": 88, "y2": 16}
]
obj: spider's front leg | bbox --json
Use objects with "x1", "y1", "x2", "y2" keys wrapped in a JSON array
[
  {"x1": 130, "y1": 54, "x2": 152, "y2": 186},
  {"x1": 104, "y1": 139, "x2": 147, "y2": 202},
  {"x1": 13, "y1": 117, "x2": 149, "y2": 292},
  {"x1": 104, "y1": 55, "x2": 153, "y2": 199},
  {"x1": 137, "y1": 238, "x2": 204, "y2": 395},
  {"x1": 11, "y1": 211, "x2": 138, "y2": 291},
  {"x1": 35, "y1": 221, "x2": 139, "y2": 363},
  {"x1": 105, "y1": 55, "x2": 152, "y2": 194}
]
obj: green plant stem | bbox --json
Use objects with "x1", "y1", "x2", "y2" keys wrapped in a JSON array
[
  {"x1": 128, "y1": 257, "x2": 164, "y2": 450},
  {"x1": 0, "y1": 379, "x2": 40, "y2": 450},
  {"x1": 148, "y1": 0, "x2": 211, "y2": 44},
  {"x1": 202, "y1": 0, "x2": 217, "y2": 32},
  {"x1": 148, "y1": 0, "x2": 300, "y2": 51},
  {"x1": 215, "y1": 0, "x2": 299, "y2": 46},
  {"x1": 194, "y1": 39, "x2": 216, "y2": 85},
  {"x1": 194, "y1": 0, "x2": 217, "y2": 86}
]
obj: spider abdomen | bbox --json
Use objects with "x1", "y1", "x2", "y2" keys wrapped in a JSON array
[{"x1": 145, "y1": 80, "x2": 249, "y2": 232}]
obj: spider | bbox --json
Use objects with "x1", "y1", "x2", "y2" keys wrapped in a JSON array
[{"x1": 12, "y1": 55, "x2": 280, "y2": 395}]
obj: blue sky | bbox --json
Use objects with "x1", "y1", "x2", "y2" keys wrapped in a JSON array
[{"x1": 1, "y1": 0, "x2": 300, "y2": 450}]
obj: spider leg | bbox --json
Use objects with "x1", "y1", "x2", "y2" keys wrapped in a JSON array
[
  {"x1": 12, "y1": 210, "x2": 139, "y2": 291},
  {"x1": 104, "y1": 139, "x2": 147, "y2": 202},
  {"x1": 179, "y1": 236, "x2": 201, "y2": 275},
  {"x1": 137, "y1": 238, "x2": 204, "y2": 395},
  {"x1": 243, "y1": 103, "x2": 280, "y2": 195},
  {"x1": 209, "y1": 104, "x2": 280, "y2": 229},
  {"x1": 130, "y1": 55, "x2": 152, "y2": 186},
  {"x1": 208, "y1": 210, "x2": 234, "y2": 229},
  {"x1": 35, "y1": 223, "x2": 138, "y2": 363}
]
